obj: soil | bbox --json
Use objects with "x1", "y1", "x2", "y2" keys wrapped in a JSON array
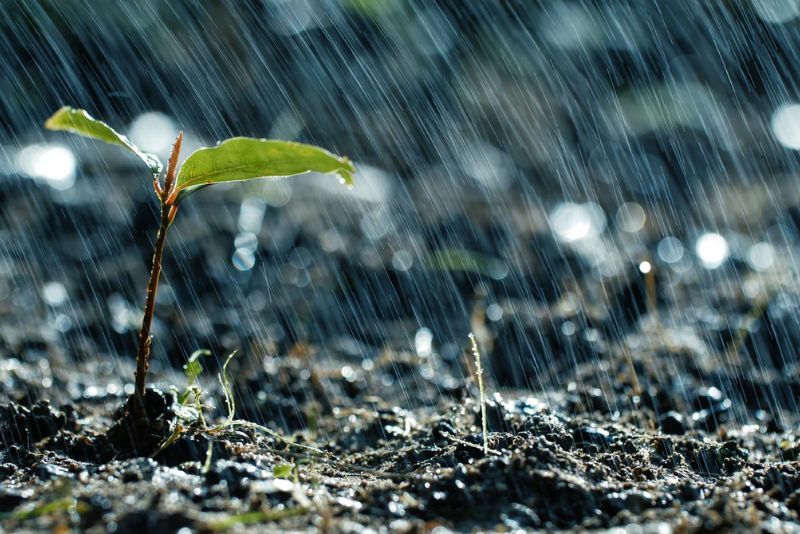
[{"x1": 3, "y1": 169, "x2": 800, "y2": 532}]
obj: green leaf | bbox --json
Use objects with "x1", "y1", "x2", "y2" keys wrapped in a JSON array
[
  {"x1": 183, "y1": 349, "x2": 211, "y2": 385},
  {"x1": 428, "y1": 248, "x2": 500, "y2": 275},
  {"x1": 175, "y1": 137, "x2": 354, "y2": 194},
  {"x1": 44, "y1": 106, "x2": 162, "y2": 173},
  {"x1": 184, "y1": 361, "x2": 203, "y2": 384},
  {"x1": 272, "y1": 464, "x2": 294, "y2": 479}
]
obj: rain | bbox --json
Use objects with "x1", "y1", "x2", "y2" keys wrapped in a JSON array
[{"x1": 2, "y1": 0, "x2": 800, "y2": 530}]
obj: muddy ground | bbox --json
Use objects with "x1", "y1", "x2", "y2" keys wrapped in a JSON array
[{"x1": 3, "y1": 168, "x2": 800, "y2": 533}]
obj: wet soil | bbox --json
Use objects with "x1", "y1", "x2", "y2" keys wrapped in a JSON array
[{"x1": 3, "y1": 170, "x2": 800, "y2": 532}]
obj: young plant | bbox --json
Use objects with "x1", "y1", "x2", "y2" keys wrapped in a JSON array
[{"x1": 45, "y1": 107, "x2": 355, "y2": 405}]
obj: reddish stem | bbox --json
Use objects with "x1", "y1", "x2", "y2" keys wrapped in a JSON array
[
  {"x1": 133, "y1": 132, "x2": 183, "y2": 400},
  {"x1": 133, "y1": 203, "x2": 171, "y2": 398}
]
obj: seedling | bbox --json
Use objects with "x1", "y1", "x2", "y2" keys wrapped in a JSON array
[
  {"x1": 157, "y1": 348, "x2": 326, "y2": 459},
  {"x1": 468, "y1": 333, "x2": 488, "y2": 455},
  {"x1": 44, "y1": 107, "x2": 354, "y2": 407}
]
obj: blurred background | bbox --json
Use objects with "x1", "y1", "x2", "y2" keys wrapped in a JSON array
[{"x1": 4, "y1": 0, "x2": 800, "y2": 426}]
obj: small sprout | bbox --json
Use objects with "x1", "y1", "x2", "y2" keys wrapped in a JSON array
[
  {"x1": 184, "y1": 349, "x2": 212, "y2": 389},
  {"x1": 204, "y1": 508, "x2": 307, "y2": 532},
  {"x1": 273, "y1": 463, "x2": 295, "y2": 480},
  {"x1": 156, "y1": 349, "x2": 329, "y2": 459},
  {"x1": 219, "y1": 351, "x2": 238, "y2": 424},
  {"x1": 154, "y1": 422, "x2": 185, "y2": 458},
  {"x1": 203, "y1": 440, "x2": 214, "y2": 474},
  {"x1": 0, "y1": 480, "x2": 89, "y2": 522},
  {"x1": 469, "y1": 332, "x2": 488, "y2": 456},
  {"x1": 44, "y1": 107, "x2": 355, "y2": 411}
]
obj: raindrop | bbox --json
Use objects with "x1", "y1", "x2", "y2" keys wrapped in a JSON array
[
  {"x1": 267, "y1": 0, "x2": 315, "y2": 35},
  {"x1": 461, "y1": 142, "x2": 514, "y2": 190},
  {"x1": 657, "y1": 237, "x2": 685, "y2": 264},
  {"x1": 262, "y1": 183, "x2": 292, "y2": 207},
  {"x1": 53, "y1": 314, "x2": 72, "y2": 332},
  {"x1": 695, "y1": 233, "x2": 729, "y2": 269},
  {"x1": 234, "y1": 232, "x2": 258, "y2": 253},
  {"x1": 320, "y1": 228, "x2": 345, "y2": 253},
  {"x1": 561, "y1": 321, "x2": 577, "y2": 336},
  {"x1": 488, "y1": 260, "x2": 510, "y2": 280},
  {"x1": 486, "y1": 303, "x2": 503, "y2": 322},
  {"x1": 341, "y1": 366, "x2": 355, "y2": 381},
  {"x1": 294, "y1": 269, "x2": 310, "y2": 288},
  {"x1": 549, "y1": 202, "x2": 606, "y2": 242},
  {"x1": 748, "y1": 242, "x2": 776, "y2": 271},
  {"x1": 361, "y1": 210, "x2": 392, "y2": 241},
  {"x1": 16, "y1": 144, "x2": 76, "y2": 189},
  {"x1": 269, "y1": 110, "x2": 304, "y2": 140},
  {"x1": 289, "y1": 247, "x2": 312, "y2": 269},
  {"x1": 391, "y1": 250, "x2": 413, "y2": 271},
  {"x1": 42, "y1": 281, "x2": 67, "y2": 307},
  {"x1": 248, "y1": 291, "x2": 267, "y2": 312},
  {"x1": 128, "y1": 112, "x2": 178, "y2": 155},
  {"x1": 616, "y1": 202, "x2": 646, "y2": 233},
  {"x1": 771, "y1": 104, "x2": 800, "y2": 149},
  {"x1": 415, "y1": 328, "x2": 433, "y2": 358},
  {"x1": 238, "y1": 197, "x2": 267, "y2": 232},
  {"x1": 232, "y1": 248, "x2": 256, "y2": 271},
  {"x1": 542, "y1": 3, "x2": 599, "y2": 50},
  {"x1": 751, "y1": 0, "x2": 800, "y2": 24}
]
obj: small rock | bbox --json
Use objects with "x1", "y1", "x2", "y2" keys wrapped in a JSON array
[{"x1": 659, "y1": 411, "x2": 685, "y2": 435}]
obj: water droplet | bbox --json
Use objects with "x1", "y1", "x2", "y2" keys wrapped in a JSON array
[
  {"x1": 752, "y1": 0, "x2": 800, "y2": 24},
  {"x1": 550, "y1": 202, "x2": 606, "y2": 242},
  {"x1": 128, "y1": 112, "x2": 178, "y2": 155},
  {"x1": 42, "y1": 281, "x2": 67, "y2": 307},
  {"x1": 415, "y1": 328, "x2": 433, "y2": 358},
  {"x1": 748, "y1": 242, "x2": 776, "y2": 271},
  {"x1": 657, "y1": 237, "x2": 684, "y2": 264},
  {"x1": 391, "y1": 250, "x2": 413, "y2": 271},
  {"x1": 771, "y1": 104, "x2": 800, "y2": 149},
  {"x1": 232, "y1": 248, "x2": 256, "y2": 271},
  {"x1": 289, "y1": 247, "x2": 312, "y2": 269},
  {"x1": 17, "y1": 144, "x2": 76, "y2": 189},
  {"x1": 238, "y1": 197, "x2": 267, "y2": 232},
  {"x1": 234, "y1": 232, "x2": 258, "y2": 253},
  {"x1": 561, "y1": 321, "x2": 577, "y2": 336},
  {"x1": 695, "y1": 233, "x2": 729, "y2": 269},
  {"x1": 53, "y1": 314, "x2": 72, "y2": 332},
  {"x1": 486, "y1": 303, "x2": 503, "y2": 322},
  {"x1": 341, "y1": 366, "x2": 356, "y2": 381},
  {"x1": 616, "y1": 202, "x2": 646, "y2": 233}
]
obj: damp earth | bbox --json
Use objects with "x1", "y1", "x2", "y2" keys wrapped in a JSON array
[{"x1": 5, "y1": 1, "x2": 800, "y2": 532}]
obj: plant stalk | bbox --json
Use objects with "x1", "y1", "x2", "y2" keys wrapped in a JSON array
[
  {"x1": 134, "y1": 203, "x2": 171, "y2": 399},
  {"x1": 134, "y1": 131, "x2": 183, "y2": 400}
]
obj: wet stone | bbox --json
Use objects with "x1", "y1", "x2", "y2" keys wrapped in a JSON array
[
  {"x1": 744, "y1": 293, "x2": 800, "y2": 370},
  {"x1": 431, "y1": 420, "x2": 456, "y2": 445},
  {"x1": 690, "y1": 387, "x2": 732, "y2": 432},
  {"x1": 572, "y1": 426, "x2": 612, "y2": 450},
  {"x1": 0, "y1": 488, "x2": 31, "y2": 512},
  {"x1": 0, "y1": 400, "x2": 72, "y2": 448},
  {"x1": 659, "y1": 411, "x2": 686, "y2": 435}
]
